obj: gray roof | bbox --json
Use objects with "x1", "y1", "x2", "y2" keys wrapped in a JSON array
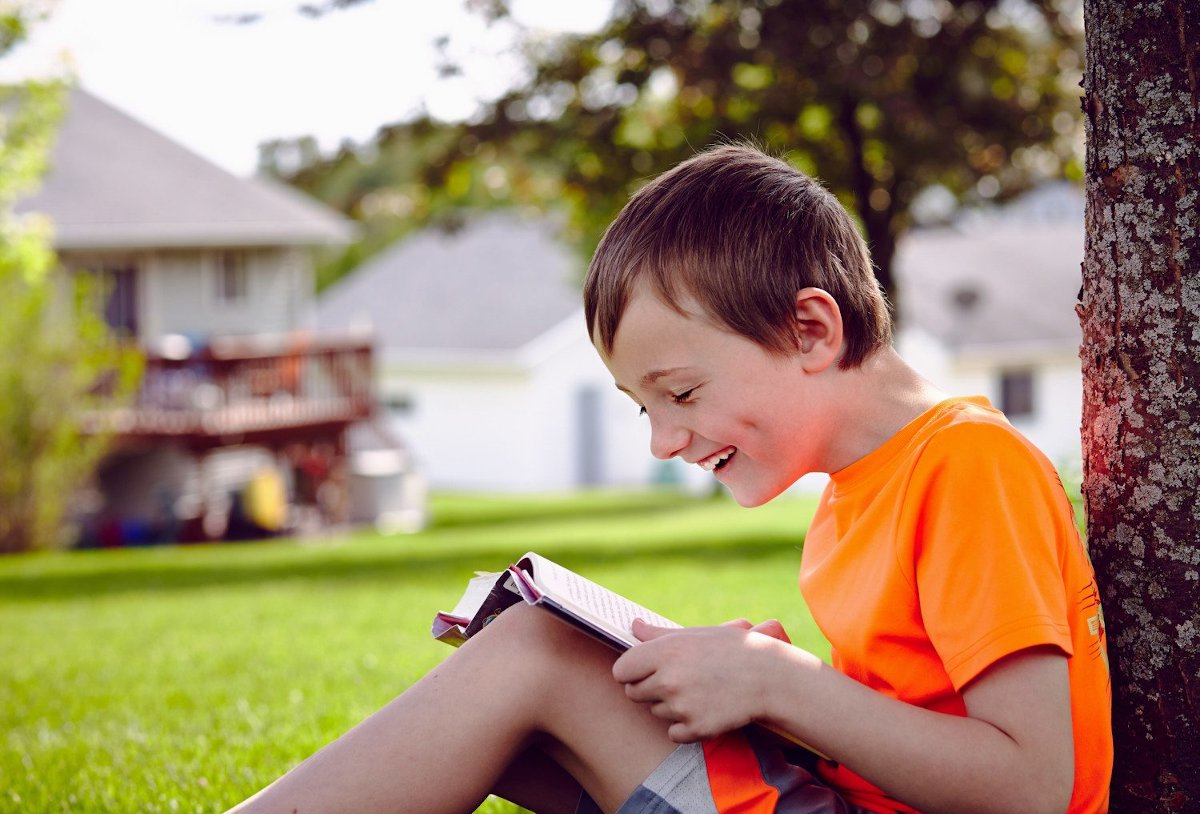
[
  {"x1": 16, "y1": 87, "x2": 355, "y2": 250},
  {"x1": 317, "y1": 213, "x2": 585, "y2": 354},
  {"x1": 895, "y1": 190, "x2": 1085, "y2": 352}
]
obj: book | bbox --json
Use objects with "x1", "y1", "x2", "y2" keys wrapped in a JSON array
[
  {"x1": 431, "y1": 551, "x2": 828, "y2": 761},
  {"x1": 431, "y1": 551, "x2": 681, "y2": 651}
]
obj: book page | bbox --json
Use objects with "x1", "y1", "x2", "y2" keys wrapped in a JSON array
[
  {"x1": 524, "y1": 554, "x2": 680, "y2": 637},
  {"x1": 462, "y1": 573, "x2": 524, "y2": 639},
  {"x1": 443, "y1": 571, "x2": 505, "y2": 622}
]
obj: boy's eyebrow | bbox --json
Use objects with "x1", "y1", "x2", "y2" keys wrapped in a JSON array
[
  {"x1": 641, "y1": 367, "x2": 688, "y2": 385},
  {"x1": 613, "y1": 367, "x2": 690, "y2": 395}
]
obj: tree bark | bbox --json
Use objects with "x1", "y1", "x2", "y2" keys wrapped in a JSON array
[{"x1": 1079, "y1": 1, "x2": 1200, "y2": 809}]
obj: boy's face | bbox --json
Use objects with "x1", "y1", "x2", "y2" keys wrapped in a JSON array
[{"x1": 597, "y1": 282, "x2": 833, "y2": 507}]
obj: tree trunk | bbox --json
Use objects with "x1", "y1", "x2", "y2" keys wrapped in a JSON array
[
  {"x1": 1079, "y1": 1, "x2": 1200, "y2": 809},
  {"x1": 836, "y1": 96, "x2": 899, "y2": 317}
]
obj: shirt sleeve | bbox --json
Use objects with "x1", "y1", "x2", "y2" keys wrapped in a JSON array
[{"x1": 908, "y1": 422, "x2": 1074, "y2": 691}]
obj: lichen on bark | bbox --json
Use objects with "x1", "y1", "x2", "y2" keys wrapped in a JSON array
[{"x1": 1080, "y1": 0, "x2": 1200, "y2": 809}]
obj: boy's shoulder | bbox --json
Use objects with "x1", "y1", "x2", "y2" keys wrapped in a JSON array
[
  {"x1": 904, "y1": 398, "x2": 1066, "y2": 506},
  {"x1": 851, "y1": 397, "x2": 1052, "y2": 487},
  {"x1": 917, "y1": 398, "x2": 1049, "y2": 467},
  {"x1": 829, "y1": 396, "x2": 1061, "y2": 502}
]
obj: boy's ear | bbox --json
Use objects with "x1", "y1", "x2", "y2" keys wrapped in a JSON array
[{"x1": 792, "y1": 287, "x2": 842, "y2": 373}]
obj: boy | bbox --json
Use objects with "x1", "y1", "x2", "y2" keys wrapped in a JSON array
[{"x1": 228, "y1": 144, "x2": 1111, "y2": 814}]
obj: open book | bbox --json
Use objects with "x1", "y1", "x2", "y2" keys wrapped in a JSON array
[
  {"x1": 431, "y1": 552, "x2": 828, "y2": 761},
  {"x1": 432, "y1": 551, "x2": 680, "y2": 651}
]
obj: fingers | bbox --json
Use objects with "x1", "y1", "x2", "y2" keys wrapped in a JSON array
[
  {"x1": 631, "y1": 618, "x2": 676, "y2": 641},
  {"x1": 622, "y1": 676, "x2": 660, "y2": 704},
  {"x1": 668, "y1": 721, "x2": 699, "y2": 744},
  {"x1": 627, "y1": 685, "x2": 700, "y2": 742},
  {"x1": 614, "y1": 626, "x2": 755, "y2": 745},
  {"x1": 612, "y1": 649, "x2": 653, "y2": 685},
  {"x1": 749, "y1": 619, "x2": 791, "y2": 644},
  {"x1": 613, "y1": 626, "x2": 671, "y2": 683},
  {"x1": 721, "y1": 617, "x2": 791, "y2": 642}
]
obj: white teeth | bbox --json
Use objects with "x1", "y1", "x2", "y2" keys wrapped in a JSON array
[{"x1": 698, "y1": 447, "x2": 735, "y2": 471}]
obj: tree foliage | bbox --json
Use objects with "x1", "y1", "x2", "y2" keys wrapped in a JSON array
[
  {"x1": 0, "y1": 12, "x2": 142, "y2": 554},
  {"x1": 264, "y1": 0, "x2": 1084, "y2": 316}
]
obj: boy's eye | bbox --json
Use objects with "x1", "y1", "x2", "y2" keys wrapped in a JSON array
[{"x1": 635, "y1": 386, "x2": 697, "y2": 416}]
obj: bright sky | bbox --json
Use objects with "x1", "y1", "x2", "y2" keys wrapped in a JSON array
[{"x1": 1, "y1": 0, "x2": 611, "y2": 176}]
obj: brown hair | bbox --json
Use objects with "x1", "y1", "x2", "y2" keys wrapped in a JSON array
[{"x1": 584, "y1": 143, "x2": 891, "y2": 368}]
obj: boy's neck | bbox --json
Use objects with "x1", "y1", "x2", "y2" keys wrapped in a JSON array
[{"x1": 821, "y1": 347, "x2": 947, "y2": 474}]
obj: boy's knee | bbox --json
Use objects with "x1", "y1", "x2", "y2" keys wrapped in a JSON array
[
  {"x1": 487, "y1": 602, "x2": 579, "y2": 644},
  {"x1": 479, "y1": 603, "x2": 616, "y2": 672},
  {"x1": 486, "y1": 601, "x2": 556, "y2": 637}
]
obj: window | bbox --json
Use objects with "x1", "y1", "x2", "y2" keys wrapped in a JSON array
[
  {"x1": 98, "y1": 265, "x2": 139, "y2": 338},
  {"x1": 999, "y1": 369, "x2": 1036, "y2": 419},
  {"x1": 215, "y1": 251, "x2": 248, "y2": 304}
]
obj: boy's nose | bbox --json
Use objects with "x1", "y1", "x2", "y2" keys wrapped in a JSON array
[{"x1": 648, "y1": 414, "x2": 690, "y2": 460}]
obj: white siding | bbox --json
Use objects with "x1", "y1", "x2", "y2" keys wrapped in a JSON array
[
  {"x1": 380, "y1": 365, "x2": 540, "y2": 491},
  {"x1": 139, "y1": 252, "x2": 164, "y2": 338},
  {"x1": 378, "y1": 322, "x2": 660, "y2": 493},
  {"x1": 528, "y1": 325, "x2": 654, "y2": 489},
  {"x1": 144, "y1": 248, "x2": 308, "y2": 338}
]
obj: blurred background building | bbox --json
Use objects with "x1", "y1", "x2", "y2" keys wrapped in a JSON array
[
  {"x1": 3, "y1": 0, "x2": 1090, "y2": 547},
  {"x1": 316, "y1": 212, "x2": 651, "y2": 494},
  {"x1": 16, "y1": 89, "x2": 426, "y2": 545},
  {"x1": 895, "y1": 182, "x2": 1086, "y2": 474}
]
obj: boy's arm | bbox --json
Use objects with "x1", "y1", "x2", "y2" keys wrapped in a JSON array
[{"x1": 616, "y1": 623, "x2": 1073, "y2": 814}]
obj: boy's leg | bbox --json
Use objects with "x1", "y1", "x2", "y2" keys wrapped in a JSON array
[{"x1": 226, "y1": 603, "x2": 678, "y2": 814}]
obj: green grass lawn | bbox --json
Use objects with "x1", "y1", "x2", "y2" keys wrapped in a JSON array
[{"x1": 0, "y1": 489, "x2": 823, "y2": 814}]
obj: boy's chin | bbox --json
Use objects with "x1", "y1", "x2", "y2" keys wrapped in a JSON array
[{"x1": 727, "y1": 482, "x2": 786, "y2": 508}]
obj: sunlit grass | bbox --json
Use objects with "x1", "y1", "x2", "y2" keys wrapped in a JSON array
[{"x1": 0, "y1": 490, "x2": 823, "y2": 813}]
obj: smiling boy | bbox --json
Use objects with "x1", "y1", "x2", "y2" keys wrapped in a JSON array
[
  {"x1": 227, "y1": 144, "x2": 1111, "y2": 814},
  {"x1": 584, "y1": 144, "x2": 1111, "y2": 813}
]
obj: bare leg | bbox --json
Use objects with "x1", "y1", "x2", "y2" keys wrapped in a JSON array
[{"x1": 226, "y1": 604, "x2": 677, "y2": 814}]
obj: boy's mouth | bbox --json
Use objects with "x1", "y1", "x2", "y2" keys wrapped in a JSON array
[{"x1": 698, "y1": 446, "x2": 736, "y2": 472}]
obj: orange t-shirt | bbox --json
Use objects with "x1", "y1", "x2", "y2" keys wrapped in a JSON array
[{"x1": 799, "y1": 397, "x2": 1112, "y2": 813}]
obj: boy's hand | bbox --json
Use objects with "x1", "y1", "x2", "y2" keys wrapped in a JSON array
[{"x1": 613, "y1": 619, "x2": 792, "y2": 742}]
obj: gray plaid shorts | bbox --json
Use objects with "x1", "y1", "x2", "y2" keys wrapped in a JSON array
[{"x1": 575, "y1": 729, "x2": 866, "y2": 814}]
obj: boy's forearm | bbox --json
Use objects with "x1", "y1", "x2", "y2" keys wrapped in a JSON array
[{"x1": 753, "y1": 640, "x2": 1073, "y2": 814}]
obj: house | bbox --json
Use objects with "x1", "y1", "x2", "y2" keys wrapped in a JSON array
[
  {"x1": 16, "y1": 87, "x2": 421, "y2": 543},
  {"x1": 315, "y1": 212, "x2": 706, "y2": 493},
  {"x1": 894, "y1": 182, "x2": 1087, "y2": 474}
]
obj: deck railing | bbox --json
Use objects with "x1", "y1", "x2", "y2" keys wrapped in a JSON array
[{"x1": 100, "y1": 331, "x2": 374, "y2": 440}]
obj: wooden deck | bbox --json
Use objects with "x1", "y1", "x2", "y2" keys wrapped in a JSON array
[{"x1": 93, "y1": 331, "x2": 374, "y2": 448}]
